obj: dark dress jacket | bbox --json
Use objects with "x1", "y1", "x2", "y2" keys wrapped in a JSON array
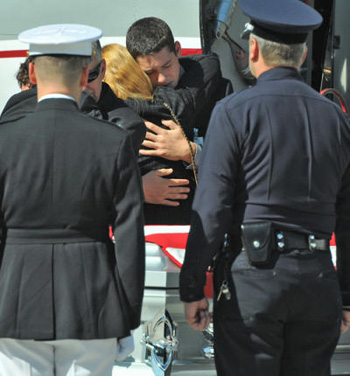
[
  {"x1": 0, "y1": 98, "x2": 145, "y2": 340},
  {"x1": 126, "y1": 86, "x2": 197, "y2": 225},
  {"x1": 0, "y1": 86, "x2": 37, "y2": 121},
  {"x1": 180, "y1": 67, "x2": 350, "y2": 304},
  {"x1": 79, "y1": 82, "x2": 146, "y2": 152},
  {"x1": 0, "y1": 83, "x2": 146, "y2": 154}
]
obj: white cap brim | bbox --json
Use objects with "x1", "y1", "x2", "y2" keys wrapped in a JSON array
[
  {"x1": 29, "y1": 42, "x2": 93, "y2": 56},
  {"x1": 19, "y1": 24, "x2": 103, "y2": 56}
]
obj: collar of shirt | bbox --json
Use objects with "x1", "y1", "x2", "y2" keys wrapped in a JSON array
[
  {"x1": 258, "y1": 66, "x2": 302, "y2": 83},
  {"x1": 39, "y1": 93, "x2": 76, "y2": 103}
]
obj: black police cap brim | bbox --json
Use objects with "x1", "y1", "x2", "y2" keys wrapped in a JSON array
[{"x1": 239, "y1": 0, "x2": 323, "y2": 35}]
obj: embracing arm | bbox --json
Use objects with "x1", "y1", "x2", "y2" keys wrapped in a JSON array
[
  {"x1": 142, "y1": 168, "x2": 190, "y2": 206},
  {"x1": 140, "y1": 120, "x2": 196, "y2": 164},
  {"x1": 108, "y1": 106, "x2": 146, "y2": 154},
  {"x1": 80, "y1": 85, "x2": 146, "y2": 154}
]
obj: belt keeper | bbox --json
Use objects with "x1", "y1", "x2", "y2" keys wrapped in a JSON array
[
  {"x1": 308, "y1": 234, "x2": 317, "y2": 252},
  {"x1": 276, "y1": 232, "x2": 285, "y2": 252}
]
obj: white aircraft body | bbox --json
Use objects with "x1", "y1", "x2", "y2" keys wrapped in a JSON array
[
  {"x1": 0, "y1": 0, "x2": 201, "y2": 112},
  {"x1": 0, "y1": 0, "x2": 349, "y2": 375}
]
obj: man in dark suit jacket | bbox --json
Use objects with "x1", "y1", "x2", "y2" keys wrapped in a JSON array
[
  {"x1": 0, "y1": 24, "x2": 145, "y2": 375},
  {"x1": 125, "y1": 17, "x2": 233, "y2": 217}
]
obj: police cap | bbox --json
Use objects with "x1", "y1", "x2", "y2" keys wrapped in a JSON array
[
  {"x1": 240, "y1": 0, "x2": 323, "y2": 44},
  {"x1": 19, "y1": 24, "x2": 103, "y2": 56}
]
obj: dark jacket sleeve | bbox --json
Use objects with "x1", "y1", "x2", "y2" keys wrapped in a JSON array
[
  {"x1": 180, "y1": 101, "x2": 238, "y2": 302},
  {"x1": 335, "y1": 163, "x2": 350, "y2": 307},
  {"x1": 0, "y1": 87, "x2": 37, "y2": 123},
  {"x1": 112, "y1": 135, "x2": 145, "y2": 329},
  {"x1": 177, "y1": 53, "x2": 233, "y2": 137},
  {"x1": 107, "y1": 106, "x2": 146, "y2": 153},
  {"x1": 151, "y1": 85, "x2": 196, "y2": 138},
  {"x1": 79, "y1": 83, "x2": 146, "y2": 153}
]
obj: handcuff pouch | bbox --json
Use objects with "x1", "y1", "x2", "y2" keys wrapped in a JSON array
[{"x1": 241, "y1": 222, "x2": 273, "y2": 265}]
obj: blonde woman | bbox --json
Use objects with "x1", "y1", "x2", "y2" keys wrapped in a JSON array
[
  {"x1": 102, "y1": 43, "x2": 153, "y2": 101},
  {"x1": 102, "y1": 43, "x2": 197, "y2": 225}
]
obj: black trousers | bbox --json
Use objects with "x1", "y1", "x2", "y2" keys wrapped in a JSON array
[{"x1": 213, "y1": 249, "x2": 342, "y2": 376}]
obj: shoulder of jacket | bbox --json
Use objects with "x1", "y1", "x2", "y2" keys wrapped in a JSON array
[
  {"x1": 79, "y1": 110, "x2": 128, "y2": 136},
  {"x1": 216, "y1": 86, "x2": 257, "y2": 107},
  {"x1": 180, "y1": 53, "x2": 219, "y2": 67}
]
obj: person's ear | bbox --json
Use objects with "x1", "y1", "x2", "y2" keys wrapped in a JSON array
[
  {"x1": 249, "y1": 37, "x2": 259, "y2": 62},
  {"x1": 80, "y1": 66, "x2": 89, "y2": 87},
  {"x1": 28, "y1": 61, "x2": 37, "y2": 85},
  {"x1": 174, "y1": 41, "x2": 182, "y2": 57},
  {"x1": 100, "y1": 59, "x2": 107, "y2": 80},
  {"x1": 301, "y1": 46, "x2": 308, "y2": 65}
]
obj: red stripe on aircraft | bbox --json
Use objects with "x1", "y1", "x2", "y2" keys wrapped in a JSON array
[
  {"x1": 0, "y1": 50, "x2": 28, "y2": 58},
  {"x1": 181, "y1": 48, "x2": 202, "y2": 56},
  {"x1": 0, "y1": 48, "x2": 202, "y2": 59}
]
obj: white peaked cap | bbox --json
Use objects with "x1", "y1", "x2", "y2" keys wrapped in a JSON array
[{"x1": 18, "y1": 24, "x2": 103, "y2": 56}]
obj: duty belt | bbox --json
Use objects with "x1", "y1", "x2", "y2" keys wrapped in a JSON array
[{"x1": 273, "y1": 230, "x2": 329, "y2": 252}]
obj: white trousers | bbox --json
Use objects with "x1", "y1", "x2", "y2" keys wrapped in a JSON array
[{"x1": 0, "y1": 338, "x2": 119, "y2": 376}]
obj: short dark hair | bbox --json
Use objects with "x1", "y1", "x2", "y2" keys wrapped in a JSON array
[
  {"x1": 126, "y1": 17, "x2": 176, "y2": 59},
  {"x1": 33, "y1": 55, "x2": 91, "y2": 86},
  {"x1": 16, "y1": 56, "x2": 33, "y2": 89}
]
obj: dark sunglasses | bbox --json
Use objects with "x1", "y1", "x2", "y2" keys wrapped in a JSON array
[{"x1": 87, "y1": 61, "x2": 102, "y2": 83}]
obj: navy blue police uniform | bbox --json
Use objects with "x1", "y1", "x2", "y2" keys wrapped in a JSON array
[{"x1": 180, "y1": 1, "x2": 350, "y2": 375}]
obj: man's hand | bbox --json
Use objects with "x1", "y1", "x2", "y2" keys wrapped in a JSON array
[
  {"x1": 184, "y1": 298, "x2": 211, "y2": 331},
  {"x1": 341, "y1": 310, "x2": 350, "y2": 334},
  {"x1": 142, "y1": 169, "x2": 190, "y2": 206},
  {"x1": 140, "y1": 120, "x2": 195, "y2": 163}
]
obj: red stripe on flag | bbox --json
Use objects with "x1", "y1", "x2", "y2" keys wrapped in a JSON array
[
  {"x1": 330, "y1": 233, "x2": 336, "y2": 246},
  {"x1": 0, "y1": 50, "x2": 28, "y2": 58},
  {"x1": 145, "y1": 232, "x2": 213, "y2": 298}
]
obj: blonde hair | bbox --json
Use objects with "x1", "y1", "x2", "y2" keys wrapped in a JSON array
[{"x1": 102, "y1": 43, "x2": 153, "y2": 100}]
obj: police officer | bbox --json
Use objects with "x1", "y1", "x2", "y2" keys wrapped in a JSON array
[{"x1": 179, "y1": 0, "x2": 350, "y2": 375}]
